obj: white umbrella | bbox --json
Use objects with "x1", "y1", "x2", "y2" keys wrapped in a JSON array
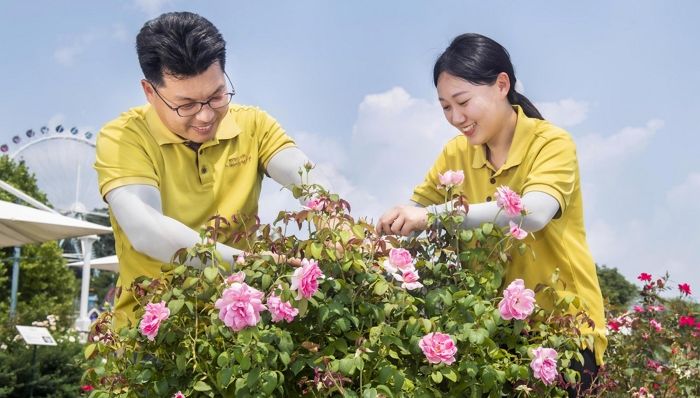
[
  {"x1": 0, "y1": 198, "x2": 112, "y2": 332},
  {"x1": 0, "y1": 200, "x2": 111, "y2": 247},
  {"x1": 68, "y1": 255, "x2": 119, "y2": 273}
]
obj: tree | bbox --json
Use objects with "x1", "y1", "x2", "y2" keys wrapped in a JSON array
[
  {"x1": 596, "y1": 264, "x2": 638, "y2": 313},
  {"x1": 0, "y1": 155, "x2": 76, "y2": 329}
]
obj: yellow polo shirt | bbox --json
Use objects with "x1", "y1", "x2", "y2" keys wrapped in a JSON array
[
  {"x1": 94, "y1": 104, "x2": 295, "y2": 329},
  {"x1": 412, "y1": 106, "x2": 607, "y2": 365}
]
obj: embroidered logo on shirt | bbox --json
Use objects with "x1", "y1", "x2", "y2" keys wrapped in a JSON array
[{"x1": 226, "y1": 154, "x2": 251, "y2": 167}]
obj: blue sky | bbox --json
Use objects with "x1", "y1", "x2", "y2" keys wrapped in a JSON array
[{"x1": 1, "y1": 1, "x2": 698, "y2": 297}]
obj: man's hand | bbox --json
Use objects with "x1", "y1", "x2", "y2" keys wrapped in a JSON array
[{"x1": 376, "y1": 205, "x2": 429, "y2": 236}]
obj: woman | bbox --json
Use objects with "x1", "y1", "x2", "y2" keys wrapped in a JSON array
[{"x1": 376, "y1": 33, "x2": 605, "y2": 395}]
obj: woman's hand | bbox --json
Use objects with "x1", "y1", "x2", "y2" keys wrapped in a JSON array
[{"x1": 376, "y1": 205, "x2": 429, "y2": 236}]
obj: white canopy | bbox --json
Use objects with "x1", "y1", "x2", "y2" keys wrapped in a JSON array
[
  {"x1": 0, "y1": 200, "x2": 111, "y2": 247},
  {"x1": 68, "y1": 254, "x2": 119, "y2": 273}
]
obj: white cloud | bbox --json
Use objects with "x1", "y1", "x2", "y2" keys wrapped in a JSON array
[
  {"x1": 133, "y1": 0, "x2": 173, "y2": 16},
  {"x1": 112, "y1": 24, "x2": 129, "y2": 42},
  {"x1": 587, "y1": 172, "x2": 700, "y2": 299},
  {"x1": 53, "y1": 33, "x2": 96, "y2": 66},
  {"x1": 576, "y1": 119, "x2": 662, "y2": 173},
  {"x1": 258, "y1": 86, "x2": 454, "y2": 225},
  {"x1": 537, "y1": 98, "x2": 589, "y2": 127}
]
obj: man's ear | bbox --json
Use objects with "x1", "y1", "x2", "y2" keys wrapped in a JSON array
[{"x1": 141, "y1": 79, "x2": 155, "y2": 104}]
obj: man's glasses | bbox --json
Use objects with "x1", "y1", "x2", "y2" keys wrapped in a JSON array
[{"x1": 148, "y1": 73, "x2": 236, "y2": 117}]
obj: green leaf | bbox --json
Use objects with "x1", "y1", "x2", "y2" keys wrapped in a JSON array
[
  {"x1": 217, "y1": 352, "x2": 230, "y2": 367},
  {"x1": 217, "y1": 368, "x2": 233, "y2": 388},
  {"x1": 351, "y1": 224, "x2": 366, "y2": 238},
  {"x1": 443, "y1": 368, "x2": 459, "y2": 382},
  {"x1": 482, "y1": 223, "x2": 494, "y2": 235},
  {"x1": 297, "y1": 298, "x2": 309, "y2": 317},
  {"x1": 193, "y1": 380, "x2": 212, "y2": 392},
  {"x1": 176, "y1": 354, "x2": 187, "y2": 371},
  {"x1": 260, "y1": 371, "x2": 278, "y2": 395},
  {"x1": 339, "y1": 357, "x2": 356, "y2": 375},
  {"x1": 246, "y1": 367, "x2": 261, "y2": 388},
  {"x1": 460, "y1": 229, "x2": 474, "y2": 242},
  {"x1": 168, "y1": 298, "x2": 185, "y2": 315},
  {"x1": 84, "y1": 343, "x2": 96, "y2": 359},
  {"x1": 309, "y1": 242, "x2": 323, "y2": 259},
  {"x1": 203, "y1": 266, "x2": 218, "y2": 282},
  {"x1": 430, "y1": 370, "x2": 443, "y2": 383},
  {"x1": 373, "y1": 280, "x2": 389, "y2": 296},
  {"x1": 235, "y1": 351, "x2": 251, "y2": 371},
  {"x1": 279, "y1": 351, "x2": 291, "y2": 366},
  {"x1": 182, "y1": 276, "x2": 199, "y2": 289},
  {"x1": 261, "y1": 274, "x2": 272, "y2": 290}
]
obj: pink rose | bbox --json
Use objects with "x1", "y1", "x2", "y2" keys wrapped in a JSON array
[
  {"x1": 214, "y1": 282, "x2": 266, "y2": 331},
  {"x1": 139, "y1": 301, "x2": 170, "y2": 341},
  {"x1": 530, "y1": 347, "x2": 558, "y2": 385},
  {"x1": 646, "y1": 359, "x2": 662, "y2": 373},
  {"x1": 678, "y1": 283, "x2": 692, "y2": 295},
  {"x1": 679, "y1": 315, "x2": 696, "y2": 327},
  {"x1": 495, "y1": 186, "x2": 524, "y2": 216},
  {"x1": 173, "y1": 392, "x2": 185, "y2": 398},
  {"x1": 304, "y1": 197, "x2": 325, "y2": 211},
  {"x1": 388, "y1": 248, "x2": 414, "y2": 272},
  {"x1": 633, "y1": 305, "x2": 644, "y2": 313},
  {"x1": 418, "y1": 332, "x2": 457, "y2": 365},
  {"x1": 267, "y1": 293, "x2": 299, "y2": 323},
  {"x1": 637, "y1": 272, "x2": 652, "y2": 282},
  {"x1": 607, "y1": 319, "x2": 621, "y2": 332},
  {"x1": 236, "y1": 254, "x2": 246, "y2": 265},
  {"x1": 225, "y1": 271, "x2": 246, "y2": 285},
  {"x1": 393, "y1": 269, "x2": 423, "y2": 291},
  {"x1": 498, "y1": 279, "x2": 536, "y2": 320},
  {"x1": 508, "y1": 221, "x2": 528, "y2": 240},
  {"x1": 649, "y1": 319, "x2": 663, "y2": 332},
  {"x1": 290, "y1": 258, "x2": 324, "y2": 300},
  {"x1": 438, "y1": 170, "x2": 464, "y2": 188}
]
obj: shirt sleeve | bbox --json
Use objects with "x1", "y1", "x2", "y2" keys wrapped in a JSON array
[
  {"x1": 411, "y1": 145, "x2": 450, "y2": 206},
  {"x1": 94, "y1": 121, "x2": 159, "y2": 198},
  {"x1": 520, "y1": 134, "x2": 578, "y2": 215},
  {"x1": 255, "y1": 110, "x2": 296, "y2": 170}
]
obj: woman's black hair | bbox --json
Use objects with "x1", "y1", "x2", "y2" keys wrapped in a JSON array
[
  {"x1": 433, "y1": 33, "x2": 543, "y2": 119},
  {"x1": 136, "y1": 12, "x2": 226, "y2": 86}
]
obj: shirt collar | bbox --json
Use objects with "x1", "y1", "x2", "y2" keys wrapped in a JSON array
[
  {"x1": 145, "y1": 104, "x2": 242, "y2": 146},
  {"x1": 471, "y1": 105, "x2": 535, "y2": 171}
]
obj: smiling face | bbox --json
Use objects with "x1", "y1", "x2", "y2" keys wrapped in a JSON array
[
  {"x1": 436, "y1": 71, "x2": 512, "y2": 146},
  {"x1": 141, "y1": 61, "x2": 229, "y2": 143}
]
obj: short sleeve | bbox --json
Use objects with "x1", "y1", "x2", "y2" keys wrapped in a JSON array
[
  {"x1": 411, "y1": 146, "x2": 449, "y2": 206},
  {"x1": 255, "y1": 110, "x2": 296, "y2": 169},
  {"x1": 521, "y1": 135, "x2": 578, "y2": 214},
  {"x1": 94, "y1": 121, "x2": 159, "y2": 198}
]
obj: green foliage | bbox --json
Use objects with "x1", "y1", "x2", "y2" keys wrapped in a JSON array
[
  {"x1": 0, "y1": 325, "x2": 84, "y2": 398},
  {"x1": 84, "y1": 183, "x2": 591, "y2": 397},
  {"x1": 0, "y1": 242, "x2": 76, "y2": 328},
  {"x1": 595, "y1": 264, "x2": 637, "y2": 312}
]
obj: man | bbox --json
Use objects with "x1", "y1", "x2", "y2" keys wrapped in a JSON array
[{"x1": 95, "y1": 12, "x2": 325, "y2": 329}]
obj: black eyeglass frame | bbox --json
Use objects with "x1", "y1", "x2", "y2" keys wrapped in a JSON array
[{"x1": 147, "y1": 72, "x2": 236, "y2": 117}]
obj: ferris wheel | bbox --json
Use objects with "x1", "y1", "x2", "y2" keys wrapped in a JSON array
[{"x1": 3, "y1": 125, "x2": 105, "y2": 218}]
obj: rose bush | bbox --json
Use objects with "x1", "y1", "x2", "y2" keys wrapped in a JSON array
[
  {"x1": 83, "y1": 170, "x2": 600, "y2": 397},
  {"x1": 597, "y1": 273, "x2": 699, "y2": 397}
]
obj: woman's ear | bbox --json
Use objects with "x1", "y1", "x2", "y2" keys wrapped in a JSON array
[{"x1": 495, "y1": 72, "x2": 511, "y2": 98}]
